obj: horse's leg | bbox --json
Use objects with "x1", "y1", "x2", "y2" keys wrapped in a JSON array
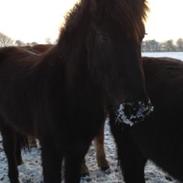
[
  {"x1": 40, "y1": 138, "x2": 62, "y2": 183},
  {"x1": 119, "y1": 131, "x2": 146, "y2": 183},
  {"x1": 15, "y1": 142, "x2": 23, "y2": 166},
  {"x1": 15, "y1": 133, "x2": 25, "y2": 165},
  {"x1": 80, "y1": 158, "x2": 89, "y2": 177},
  {"x1": 1, "y1": 126, "x2": 20, "y2": 183},
  {"x1": 80, "y1": 123, "x2": 109, "y2": 176},
  {"x1": 109, "y1": 117, "x2": 146, "y2": 183},
  {"x1": 64, "y1": 141, "x2": 90, "y2": 183},
  {"x1": 28, "y1": 136, "x2": 37, "y2": 148},
  {"x1": 95, "y1": 123, "x2": 109, "y2": 171},
  {"x1": 80, "y1": 123, "x2": 108, "y2": 176}
]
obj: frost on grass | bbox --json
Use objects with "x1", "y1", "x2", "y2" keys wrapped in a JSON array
[{"x1": 0, "y1": 121, "x2": 177, "y2": 183}]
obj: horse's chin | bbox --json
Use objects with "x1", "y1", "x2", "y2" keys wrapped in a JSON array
[{"x1": 114, "y1": 99, "x2": 154, "y2": 127}]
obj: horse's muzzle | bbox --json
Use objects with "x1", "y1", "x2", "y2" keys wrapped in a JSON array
[{"x1": 114, "y1": 99, "x2": 154, "y2": 126}]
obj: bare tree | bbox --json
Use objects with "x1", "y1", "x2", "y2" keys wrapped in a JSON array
[
  {"x1": 176, "y1": 38, "x2": 183, "y2": 51},
  {"x1": 45, "y1": 38, "x2": 52, "y2": 44},
  {"x1": 0, "y1": 32, "x2": 14, "y2": 47},
  {"x1": 26, "y1": 42, "x2": 38, "y2": 46},
  {"x1": 161, "y1": 40, "x2": 176, "y2": 52},
  {"x1": 15, "y1": 40, "x2": 25, "y2": 47},
  {"x1": 30, "y1": 42, "x2": 38, "y2": 46},
  {"x1": 142, "y1": 40, "x2": 160, "y2": 52}
]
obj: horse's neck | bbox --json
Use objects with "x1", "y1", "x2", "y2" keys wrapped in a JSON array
[{"x1": 37, "y1": 46, "x2": 60, "y2": 68}]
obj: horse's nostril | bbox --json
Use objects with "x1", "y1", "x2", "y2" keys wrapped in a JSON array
[{"x1": 123, "y1": 103, "x2": 139, "y2": 118}]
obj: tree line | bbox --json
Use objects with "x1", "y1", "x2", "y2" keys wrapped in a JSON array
[
  {"x1": 0, "y1": 32, "x2": 53, "y2": 47},
  {"x1": 1, "y1": 32, "x2": 183, "y2": 52},
  {"x1": 142, "y1": 39, "x2": 183, "y2": 52}
]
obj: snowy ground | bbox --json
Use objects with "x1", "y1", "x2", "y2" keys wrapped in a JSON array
[
  {"x1": 142, "y1": 52, "x2": 183, "y2": 61},
  {"x1": 0, "y1": 120, "x2": 178, "y2": 183},
  {"x1": 0, "y1": 52, "x2": 182, "y2": 183}
]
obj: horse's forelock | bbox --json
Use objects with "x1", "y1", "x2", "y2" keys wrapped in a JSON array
[
  {"x1": 58, "y1": 0, "x2": 149, "y2": 51},
  {"x1": 60, "y1": 0, "x2": 92, "y2": 35},
  {"x1": 87, "y1": 0, "x2": 148, "y2": 42},
  {"x1": 117, "y1": 0, "x2": 148, "y2": 42},
  {"x1": 60, "y1": 0, "x2": 148, "y2": 30}
]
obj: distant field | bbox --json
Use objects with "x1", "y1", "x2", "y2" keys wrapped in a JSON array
[{"x1": 142, "y1": 52, "x2": 183, "y2": 61}]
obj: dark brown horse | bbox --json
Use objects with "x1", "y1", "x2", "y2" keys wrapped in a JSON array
[
  {"x1": 0, "y1": 0, "x2": 151, "y2": 182},
  {"x1": 0, "y1": 44, "x2": 52, "y2": 175},
  {"x1": 110, "y1": 56, "x2": 183, "y2": 183},
  {"x1": 0, "y1": 44, "x2": 109, "y2": 177},
  {"x1": 1, "y1": 43, "x2": 110, "y2": 177}
]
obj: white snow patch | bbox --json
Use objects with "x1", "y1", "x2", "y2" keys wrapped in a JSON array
[
  {"x1": 115, "y1": 104, "x2": 134, "y2": 126},
  {"x1": 142, "y1": 52, "x2": 183, "y2": 61},
  {"x1": 115, "y1": 100, "x2": 154, "y2": 127}
]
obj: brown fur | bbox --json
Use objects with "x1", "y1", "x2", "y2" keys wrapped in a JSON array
[
  {"x1": 110, "y1": 57, "x2": 183, "y2": 183},
  {"x1": 0, "y1": 0, "x2": 148, "y2": 182}
]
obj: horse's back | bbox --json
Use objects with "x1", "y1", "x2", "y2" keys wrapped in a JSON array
[
  {"x1": 0, "y1": 46, "x2": 40, "y2": 66},
  {"x1": 143, "y1": 57, "x2": 183, "y2": 84},
  {"x1": 0, "y1": 47, "x2": 20, "y2": 62},
  {"x1": 129, "y1": 57, "x2": 183, "y2": 181},
  {"x1": 0, "y1": 47, "x2": 41, "y2": 135},
  {"x1": 143, "y1": 57, "x2": 183, "y2": 106}
]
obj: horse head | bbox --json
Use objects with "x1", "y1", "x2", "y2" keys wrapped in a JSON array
[{"x1": 58, "y1": 0, "x2": 153, "y2": 126}]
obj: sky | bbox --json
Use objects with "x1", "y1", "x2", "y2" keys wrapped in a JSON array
[
  {"x1": 145, "y1": 0, "x2": 183, "y2": 42},
  {"x1": 0, "y1": 0, "x2": 182, "y2": 43}
]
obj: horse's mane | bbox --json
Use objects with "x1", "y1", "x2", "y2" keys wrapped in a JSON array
[
  {"x1": 59, "y1": 0, "x2": 148, "y2": 45},
  {"x1": 36, "y1": 0, "x2": 148, "y2": 67}
]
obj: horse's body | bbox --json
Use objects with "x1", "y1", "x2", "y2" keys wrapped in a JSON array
[
  {"x1": 0, "y1": 44, "x2": 109, "y2": 177},
  {"x1": 0, "y1": 45, "x2": 50, "y2": 182},
  {"x1": 110, "y1": 57, "x2": 183, "y2": 183},
  {"x1": 0, "y1": 0, "x2": 150, "y2": 182}
]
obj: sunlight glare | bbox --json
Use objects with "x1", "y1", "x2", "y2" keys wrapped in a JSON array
[
  {"x1": 0, "y1": 0, "x2": 78, "y2": 43},
  {"x1": 0, "y1": 0, "x2": 182, "y2": 43}
]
